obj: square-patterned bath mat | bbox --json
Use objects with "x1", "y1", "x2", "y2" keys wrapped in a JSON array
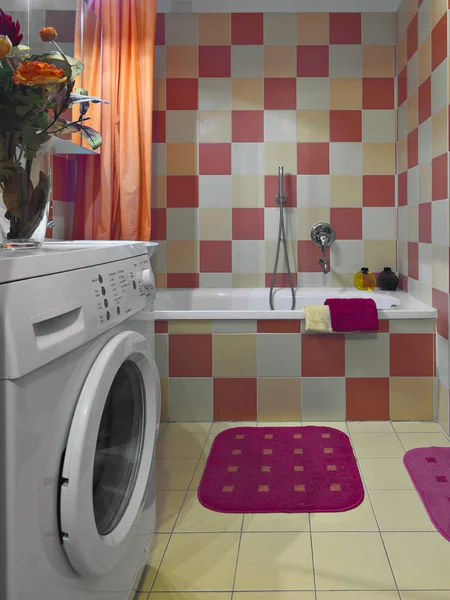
[{"x1": 198, "y1": 426, "x2": 364, "y2": 513}]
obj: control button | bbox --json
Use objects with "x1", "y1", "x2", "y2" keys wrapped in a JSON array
[
  {"x1": 104, "y1": 299, "x2": 108, "y2": 308},
  {"x1": 101, "y1": 286, "x2": 106, "y2": 296},
  {"x1": 117, "y1": 306, "x2": 120, "y2": 315},
  {"x1": 106, "y1": 311, "x2": 110, "y2": 321},
  {"x1": 132, "y1": 280, "x2": 137, "y2": 290},
  {"x1": 98, "y1": 274, "x2": 103, "y2": 283},
  {"x1": 141, "y1": 268, "x2": 155, "y2": 290}
]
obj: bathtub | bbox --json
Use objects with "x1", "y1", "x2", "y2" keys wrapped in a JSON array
[{"x1": 154, "y1": 287, "x2": 435, "y2": 320}]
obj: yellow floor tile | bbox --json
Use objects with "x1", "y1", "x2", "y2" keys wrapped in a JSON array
[
  {"x1": 138, "y1": 534, "x2": 171, "y2": 591},
  {"x1": 242, "y1": 512, "x2": 310, "y2": 532},
  {"x1": 358, "y1": 458, "x2": 414, "y2": 489},
  {"x1": 383, "y1": 532, "x2": 450, "y2": 589},
  {"x1": 400, "y1": 593, "x2": 450, "y2": 599},
  {"x1": 159, "y1": 423, "x2": 168, "y2": 436},
  {"x1": 318, "y1": 594, "x2": 399, "y2": 600},
  {"x1": 157, "y1": 434, "x2": 208, "y2": 459},
  {"x1": 350, "y1": 433, "x2": 404, "y2": 457},
  {"x1": 302, "y1": 422, "x2": 349, "y2": 433},
  {"x1": 310, "y1": 494, "x2": 378, "y2": 531},
  {"x1": 347, "y1": 422, "x2": 394, "y2": 433},
  {"x1": 165, "y1": 423, "x2": 213, "y2": 434},
  {"x1": 174, "y1": 491, "x2": 242, "y2": 532},
  {"x1": 392, "y1": 421, "x2": 441, "y2": 433},
  {"x1": 369, "y1": 489, "x2": 435, "y2": 531},
  {"x1": 152, "y1": 533, "x2": 240, "y2": 592},
  {"x1": 189, "y1": 459, "x2": 207, "y2": 491},
  {"x1": 312, "y1": 532, "x2": 397, "y2": 591},
  {"x1": 234, "y1": 594, "x2": 315, "y2": 599},
  {"x1": 397, "y1": 432, "x2": 450, "y2": 451},
  {"x1": 210, "y1": 422, "x2": 257, "y2": 433},
  {"x1": 150, "y1": 593, "x2": 232, "y2": 599},
  {"x1": 156, "y1": 459, "x2": 199, "y2": 491},
  {"x1": 133, "y1": 594, "x2": 148, "y2": 600},
  {"x1": 156, "y1": 491, "x2": 186, "y2": 532},
  {"x1": 234, "y1": 532, "x2": 314, "y2": 591},
  {"x1": 201, "y1": 434, "x2": 217, "y2": 458}
]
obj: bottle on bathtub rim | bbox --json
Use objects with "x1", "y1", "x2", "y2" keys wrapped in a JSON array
[{"x1": 353, "y1": 267, "x2": 376, "y2": 292}]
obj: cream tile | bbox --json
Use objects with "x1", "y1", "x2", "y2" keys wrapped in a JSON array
[
  {"x1": 213, "y1": 334, "x2": 257, "y2": 377},
  {"x1": 350, "y1": 433, "x2": 405, "y2": 457},
  {"x1": 165, "y1": 423, "x2": 213, "y2": 434},
  {"x1": 189, "y1": 459, "x2": 207, "y2": 490},
  {"x1": 310, "y1": 494, "x2": 378, "y2": 532},
  {"x1": 156, "y1": 491, "x2": 186, "y2": 532},
  {"x1": 210, "y1": 422, "x2": 257, "y2": 433},
  {"x1": 201, "y1": 433, "x2": 217, "y2": 457},
  {"x1": 174, "y1": 492, "x2": 242, "y2": 533},
  {"x1": 318, "y1": 594, "x2": 399, "y2": 600},
  {"x1": 257, "y1": 421, "x2": 302, "y2": 427},
  {"x1": 157, "y1": 434, "x2": 208, "y2": 459},
  {"x1": 234, "y1": 532, "x2": 314, "y2": 591},
  {"x1": 302, "y1": 422, "x2": 349, "y2": 433},
  {"x1": 242, "y1": 512, "x2": 310, "y2": 532},
  {"x1": 235, "y1": 595, "x2": 315, "y2": 600},
  {"x1": 392, "y1": 421, "x2": 441, "y2": 433},
  {"x1": 150, "y1": 594, "x2": 231, "y2": 600},
  {"x1": 400, "y1": 593, "x2": 450, "y2": 600},
  {"x1": 138, "y1": 534, "x2": 171, "y2": 591},
  {"x1": 358, "y1": 458, "x2": 414, "y2": 490},
  {"x1": 153, "y1": 533, "x2": 240, "y2": 592},
  {"x1": 398, "y1": 432, "x2": 450, "y2": 450},
  {"x1": 383, "y1": 532, "x2": 450, "y2": 589},
  {"x1": 370, "y1": 489, "x2": 435, "y2": 531},
  {"x1": 313, "y1": 532, "x2": 397, "y2": 591},
  {"x1": 156, "y1": 459, "x2": 199, "y2": 490},
  {"x1": 347, "y1": 422, "x2": 395, "y2": 433}
]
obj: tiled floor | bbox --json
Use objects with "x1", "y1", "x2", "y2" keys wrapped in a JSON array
[{"x1": 137, "y1": 421, "x2": 450, "y2": 600}]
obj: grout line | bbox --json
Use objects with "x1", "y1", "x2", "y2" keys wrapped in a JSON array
[
  {"x1": 230, "y1": 515, "x2": 245, "y2": 598},
  {"x1": 308, "y1": 513, "x2": 318, "y2": 600}
]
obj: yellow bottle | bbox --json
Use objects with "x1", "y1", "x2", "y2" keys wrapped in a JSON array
[{"x1": 353, "y1": 267, "x2": 376, "y2": 291}]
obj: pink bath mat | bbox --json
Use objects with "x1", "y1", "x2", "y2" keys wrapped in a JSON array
[
  {"x1": 404, "y1": 447, "x2": 450, "y2": 542},
  {"x1": 198, "y1": 426, "x2": 364, "y2": 513}
]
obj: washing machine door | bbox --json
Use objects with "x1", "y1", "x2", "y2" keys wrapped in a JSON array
[{"x1": 59, "y1": 330, "x2": 157, "y2": 578}]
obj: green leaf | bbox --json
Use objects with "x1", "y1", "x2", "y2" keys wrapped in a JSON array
[
  {"x1": 80, "y1": 126, "x2": 102, "y2": 150},
  {"x1": 38, "y1": 52, "x2": 84, "y2": 79}
]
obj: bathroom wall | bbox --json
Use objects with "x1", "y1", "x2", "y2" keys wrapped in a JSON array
[
  {"x1": 395, "y1": 0, "x2": 449, "y2": 433},
  {"x1": 151, "y1": 11, "x2": 397, "y2": 289},
  {"x1": 46, "y1": 155, "x2": 77, "y2": 240}
]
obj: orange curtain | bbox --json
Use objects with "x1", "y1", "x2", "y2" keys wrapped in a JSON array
[{"x1": 72, "y1": 0, "x2": 156, "y2": 240}]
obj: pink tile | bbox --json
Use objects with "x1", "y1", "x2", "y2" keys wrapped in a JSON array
[
  {"x1": 408, "y1": 128, "x2": 419, "y2": 169},
  {"x1": 155, "y1": 320, "x2": 168, "y2": 334},
  {"x1": 418, "y1": 77, "x2": 431, "y2": 124},
  {"x1": 199, "y1": 46, "x2": 231, "y2": 78},
  {"x1": 398, "y1": 172, "x2": 408, "y2": 207},
  {"x1": 408, "y1": 241, "x2": 419, "y2": 280},
  {"x1": 167, "y1": 273, "x2": 200, "y2": 288},
  {"x1": 390, "y1": 333, "x2": 434, "y2": 377},
  {"x1": 152, "y1": 111, "x2": 166, "y2": 143},
  {"x1": 257, "y1": 320, "x2": 301, "y2": 333},
  {"x1": 169, "y1": 334, "x2": 212, "y2": 377},
  {"x1": 432, "y1": 153, "x2": 448, "y2": 201},
  {"x1": 432, "y1": 288, "x2": 448, "y2": 340},
  {"x1": 432, "y1": 13, "x2": 447, "y2": 71},
  {"x1": 329, "y1": 13, "x2": 362, "y2": 45},
  {"x1": 232, "y1": 208, "x2": 264, "y2": 240},
  {"x1": 298, "y1": 240, "x2": 330, "y2": 272},
  {"x1": 399, "y1": 274, "x2": 409, "y2": 291},
  {"x1": 297, "y1": 143, "x2": 330, "y2": 175},
  {"x1": 362, "y1": 78, "x2": 395, "y2": 110},
  {"x1": 167, "y1": 176, "x2": 199, "y2": 208},
  {"x1": 151, "y1": 208, "x2": 166, "y2": 240},
  {"x1": 264, "y1": 78, "x2": 296, "y2": 109},
  {"x1": 199, "y1": 143, "x2": 232, "y2": 175},
  {"x1": 200, "y1": 241, "x2": 232, "y2": 273},
  {"x1": 330, "y1": 208, "x2": 363, "y2": 240},
  {"x1": 166, "y1": 79, "x2": 198, "y2": 110},
  {"x1": 407, "y1": 13, "x2": 418, "y2": 61},
  {"x1": 265, "y1": 174, "x2": 297, "y2": 208},
  {"x1": 155, "y1": 13, "x2": 165, "y2": 45},
  {"x1": 232, "y1": 110, "x2": 264, "y2": 142},
  {"x1": 418, "y1": 203, "x2": 432, "y2": 243},
  {"x1": 398, "y1": 66, "x2": 408, "y2": 107},
  {"x1": 330, "y1": 110, "x2": 362, "y2": 142},
  {"x1": 297, "y1": 45, "x2": 329, "y2": 77},
  {"x1": 231, "y1": 13, "x2": 264, "y2": 45},
  {"x1": 363, "y1": 175, "x2": 395, "y2": 207}
]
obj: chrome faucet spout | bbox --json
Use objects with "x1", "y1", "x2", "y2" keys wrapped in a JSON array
[{"x1": 319, "y1": 256, "x2": 329, "y2": 274}]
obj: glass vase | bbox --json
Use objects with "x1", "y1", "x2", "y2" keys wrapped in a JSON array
[{"x1": 0, "y1": 128, "x2": 52, "y2": 249}]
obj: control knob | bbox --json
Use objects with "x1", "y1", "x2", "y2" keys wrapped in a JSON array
[{"x1": 141, "y1": 268, "x2": 155, "y2": 291}]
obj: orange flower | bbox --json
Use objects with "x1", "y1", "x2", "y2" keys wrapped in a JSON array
[
  {"x1": 39, "y1": 26, "x2": 57, "y2": 42},
  {"x1": 12, "y1": 60, "x2": 67, "y2": 86},
  {"x1": 0, "y1": 34, "x2": 11, "y2": 58}
]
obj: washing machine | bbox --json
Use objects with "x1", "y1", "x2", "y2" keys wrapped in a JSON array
[{"x1": 0, "y1": 241, "x2": 160, "y2": 600}]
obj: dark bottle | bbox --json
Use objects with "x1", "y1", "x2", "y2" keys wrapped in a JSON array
[{"x1": 377, "y1": 267, "x2": 399, "y2": 291}]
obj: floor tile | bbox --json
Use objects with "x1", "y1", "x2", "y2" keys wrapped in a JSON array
[
  {"x1": 138, "y1": 534, "x2": 171, "y2": 591},
  {"x1": 310, "y1": 494, "x2": 378, "y2": 531},
  {"x1": 383, "y1": 532, "x2": 450, "y2": 589},
  {"x1": 302, "y1": 421, "x2": 349, "y2": 433},
  {"x1": 358, "y1": 458, "x2": 414, "y2": 489},
  {"x1": 210, "y1": 421, "x2": 257, "y2": 433},
  {"x1": 397, "y1": 433, "x2": 450, "y2": 451},
  {"x1": 156, "y1": 459, "x2": 199, "y2": 490},
  {"x1": 156, "y1": 491, "x2": 186, "y2": 532},
  {"x1": 157, "y1": 434, "x2": 209, "y2": 459},
  {"x1": 242, "y1": 512, "x2": 310, "y2": 532},
  {"x1": 134, "y1": 594, "x2": 148, "y2": 600},
  {"x1": 347, "y1": 422, "x2": 395, "y2": 433},
  {"x1": 150, "y1": 593, "x2": 232, "y2": 599},
  {"x1": 174, "y1": 491, "x2": 243, "y2": 532},
  {"x1": 234, "y1": 532, "x2": 315, "y2": 591},
  {"x1": 234, "y1": 594, "x2": 315, "y2": 599},
  {"x1": 153, "y1": 533, "x2": 240, "y2": 592},
  {"x1": 257, "y1": 421, "x2": 302, "y2": 427},
  {"x1": 202, "y1": 434, "x2": 217, "y2": 457},
  {"x1": 312, "y1": 532, "x2": 397, "y2": 591},
  {"x1": 392, "y1": 421, "x2": 441, "y2": 433},
  {"x1": 400, "y1": 593, "x2": 450, "y2": 599},
  {"x1": 350, "y1": 433, "x2": 404, "y2": 457},
  {"x1": 189, "y1": 459, "x2": 207, "y2": 490},
  {"x1": 317, "y1": 594, "x2": 399, "y2": 600},
  {"x1": 369, "y1": 489, "x2": 435, "y2": 531},
  {"x1": 164, "y1": 423, "x2": 213, "y2": 434},
  {"x1": 159, "y1": 423, "x2": 168, "y2": 436}
]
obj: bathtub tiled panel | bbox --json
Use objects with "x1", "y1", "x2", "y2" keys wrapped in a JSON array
[
  {"x1": 155, "y1": 318, "x2": 436, "y2": 422},
  {"x1": 151, "y1": 11, "x2": 397, "y2": 289},
  {"x1": 396, "y1": 0, "x2": 450, "y2": 434}
]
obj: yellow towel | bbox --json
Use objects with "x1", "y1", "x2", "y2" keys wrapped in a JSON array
[{"x1": 304, "y1": 305, "x2": 333, "y2": 333}]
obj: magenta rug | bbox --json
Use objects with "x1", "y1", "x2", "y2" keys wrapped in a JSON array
[
  {"x1": 404, "y1": 447, "x2": 450, "y2": 542},
  {"x1": 198, "y1": 426, "x2": 364, "y2": 513}
]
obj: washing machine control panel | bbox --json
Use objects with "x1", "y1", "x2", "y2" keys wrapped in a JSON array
[{"x1": 89, "y1": 255, "x2": 153, "y2": 327}]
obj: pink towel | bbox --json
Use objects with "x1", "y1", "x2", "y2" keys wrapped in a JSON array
[{"x1": 324, "y1": 298, "x2": 379, "y2": 332}]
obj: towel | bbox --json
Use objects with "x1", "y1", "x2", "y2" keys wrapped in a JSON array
[
  {"x1": 324, "y1": 298, "x2": 379, "y2": 332},
  {"x1": 304, "y1": 305, "x2": 333, "y2": 333}
]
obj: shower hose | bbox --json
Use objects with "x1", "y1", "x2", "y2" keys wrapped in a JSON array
[{"x1": 269, "y1": 167, "x2": 296, "y2": 311}]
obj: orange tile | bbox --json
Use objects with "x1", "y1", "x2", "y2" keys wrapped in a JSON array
[
  {"x1": 198, "y1": 14, "x2": 231, "y2": 46},
  {"x1": 346, "y1": 378, "x2": 390, "y2": 420},
  {"x1": 390, "y1": 378, "x2": 434, "y2": 421},
  {"x1": 329, "y1": 78, "x2": 362, "y2": 110},
  {"x1": 155, "y1": 273, "x2": 167, "y2": 288},
  {"x1": 302, "y1": 334, "x2": 346, "y2": 377},
  {"x1": 431, "y1": 13, "x2": 447, "y2": 71},
  {"x1": 166, "y1": 46, "x2": 198, "y2": 78},
  {"x1": 257, "y1": 378, "x2": 302, "y2": 421},
  {"x1": 390, "y1": 333, "x2": 434, "y2": 377},
  {"x1": 232, "y1": 78, "x2": 264, "y2": 110},
  {"x1": 363, "y1": 46, "x2": 395, "y2": 77},
  {"x1": 169, "y1": 334, "x2": 212, "y2": 377},
  {"x1": 297, "y1": 13, "x2": 329, "y2": 45},
  {"x1": 153, "y1": 78, "x2": 166, "y2": 110},
  {"x1": 213, "y1": 378, "x2": 257, "y2": 421},
  {"x1": 166, "y1": 143, "x2": 198, "y2": 175},
  {"x1": 407, "y1": 91, "x2": 418, "y2": 133},
  {"x1": 432, "y1": 107, "x2": 448, "y2": 158},
  {"x1": 363, "y1": 143, "x2": 395, "y2": 175},
  {"x1": 264, "y1": 46, "x2": 297, "y2": 78},
  {"x1": 257, "y1": 320, "x2": 301, "y2": 333},
  {"x1": 297, "y1": 110, "x2": 330, "y2": 143},
  {"x1": 167, "y1": 240, "x2": 199, "y2": 273}
]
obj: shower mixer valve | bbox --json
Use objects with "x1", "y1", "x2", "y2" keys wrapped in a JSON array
[{"x1": 310, "y1": 222, "x2": 336, "y2": 274}]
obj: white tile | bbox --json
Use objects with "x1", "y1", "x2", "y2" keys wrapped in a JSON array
[
  {"x1": 347, "y1": 422, "x2": 394, "y2": 433},
  {"x1": 199, "y1": 175, "x2": 232, "y2": 208},
  {"x1": 330, "y1": 143, "x2": 363, "y2": 175},
  {"x1": 431, "y1": 60, "x2": 447, "y2": 116},
  {"x1": 166, "y1": 208, "x2": 198, "y2": 241},
  {"x1": 168, "y1": 379, "x2": 213, "y2": 422},
  {"x1": 397, "y1": 103, "x2": 408, "y2": 141},
  {"x1": 407, "y1": 166, "x2": 419, "y2": 206},
  {"x1": 418, "y1": 0, "x2": 431, "y2": 46},
  {"x1": 297, "y1": 175, "x2": 330, "y2": 207},
  {"x1": 330, "y1": 240, "x2": 363, "y2": 274},
  {"x1": 154, "y1": 46, "x2": 166, "y2": 79},
  {"x1": 389, "y1": 320, "x2": 435, "y2": 333},
  {"x1": 257, "y1": 334, "x2": 302, "y2": 377},
  {"x1": 363, "y1": 110, "x2": 396, "y2": 143},
  {"x1": 264, "y1": 110, "x2": 297, "y2": 143},
  {"x1": 330, "y1": 46, "x2": 363, "y2": 78},
  {"x1": 398, "y1": 206, "x2": 408, "y2": 242},
  {"x1": 310, "y1": 494, "x2": 378, "y2": 532},
  {"x1": 165, "y1": 13, "x2": 198, "y2": 45},
  {"x1": 363, "y1": 208, "x2": 396, "y2": 241},
  {"x1": 152, "y1": 143, "x2": 166, "y2": 176},
  {"x1": 418, "y1": 243, "x2": 433, "y2": 287},
  {"x1": 155, "y1": 334, "x2": 168, "y2": 378},
  {"x1": 264, "y1": 13, "x2": 297, "y2": 45},
  {"x1": 264, "y1": 207, "x2": 298, "y2": 242},
  {"x1": 199, "y1": 273, "x2": 233, "y2": 288},
  {"x1": 358, "y1": 457, "x2": 415, "y2": 489},
  {"x1": 407, "y1": 52, "x2": 418, "y2": 97},
  {"x1": 437, "y1": 333, "x2": 449, "y2": 387},
  {"x1": 398, "y1": 432, "x2": 450, "y2": 450},
  {"x1": 199, "y1": 79, "x2": 232, "y2": 110},
  {"x1": 369, "y1": 489, "x2": 436, "y2": 531},
  {"x1": 408, "y1": 205, "x2": 418, "y2": 242},
  {"x1": 232, "y1": 143, "x2": 265, "y2": 175},
  {"x1": 151, "y1": 239, "x2": 166, "y2": 274},
  {"x1": 350, "y1": 433, "x2": 405, "y2": 457},
  {"x1": 297, "y1": 78, "x2": 330, "y2": 110},
  {"x1": 345, "y1": 333, "x2": 390, "y2": 377},
  {"x1": 398, "y1": 241, "x2": 408, "y2": 276},
  {"x1": 418, "y1": 118, "x2": 432, "y2": 165},
  {"x1": 231, "y1": 46, "x2": 264, "y2": 78},
  {"x1": 301, "y1": 378, "x2": 346, "y2": 421},
  {"x1": 362, "y1": 13, "x2": 397, "y2": 45},
  {"x1": 298, "y1": 272, "x2": 331, "y2": 287},
  {"x1": 392, "y1": 421, "x2": 441, "y2": 433},
  {"x1": 432, "y1": 199, "x2": 448, "y2": 246},
  {"x1": 232, "y1": 240, "x2": 265, "y2": 274},
  {"x1": 212, "y1": 320, "x2": 257, "y2": 333}
]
